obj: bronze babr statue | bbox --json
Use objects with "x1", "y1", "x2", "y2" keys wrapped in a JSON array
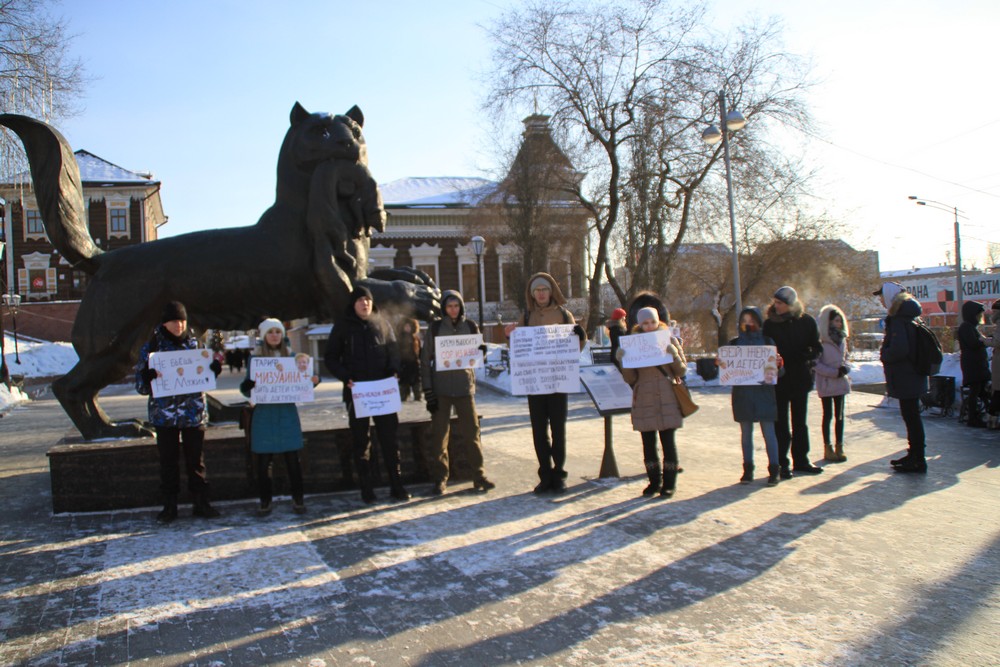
[{"x1": 0, "y1": 103, "x2": 439, "y2": 440}]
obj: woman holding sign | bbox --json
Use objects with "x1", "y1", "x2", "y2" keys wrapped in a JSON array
[
  {"x1": 135, "y1": 301, "x2": 222, "y2": 523},
  {"x1": 504, "y1": 272, "x2": 586, "y2": 494},
  {"x1": 240, "y1": 318, "x2": 318, "y2": 515},
  {"x1": 617, "y1": 303, "x2": 688, "y2": 498},
  {"x1": 325, "y1": 286, "x2": 410, "y2": 504}
]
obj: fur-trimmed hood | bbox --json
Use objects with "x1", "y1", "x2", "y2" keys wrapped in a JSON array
[
  {"x1": 817, "y1": 304, "x2": 850, "y2": 344},
  {"x1": 887, "y1": 291, "x2": 922, "y2": 320},
  {"x1": 765, "y1": 300, "x2": 805, "y2": 321},
  {"x1": 524, "y1": 272, "x2": 568, "y2": 312},
  {"x1": 626, "y1": 291, "x2": 670, "y2": 331}
]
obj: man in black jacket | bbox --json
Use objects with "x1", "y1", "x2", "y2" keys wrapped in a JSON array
[
  {"x1": 325, "y1": 286, "x2": 410, "y2": 503},
  {"x1": 762, "y1": 286, "x2": 824, "y2": 478}
]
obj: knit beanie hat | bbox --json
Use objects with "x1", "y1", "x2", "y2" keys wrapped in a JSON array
[
  {"x1": 636, "y1": 307, "x2": 660, "y2": 325},
  {"x1": 258, "y1": 317, "x2": 285, "y2": 339},
  {"x1": 160, "y1": 301, "x2": 188, "y2": 323},
  {"x1": 530, "y1": 276, "x2": 553, "y2": 293},
  {"x1": 773, "y1": 286, "x2": 798, "y2": 306},
  {"x1": 611, "y1": 308, "x2": 627, "y2": 321},
  {"x1": 350, "y1": 285, "x2": 374, "y2": 304}
]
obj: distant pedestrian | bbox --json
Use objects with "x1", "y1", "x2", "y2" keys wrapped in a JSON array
[
  {"x1": 727, "y1": 307, "x2": 782, "y2": 487},
  {"x1": 958, "y1": 301, "x2": 990, "y2": 428},
  {"x1": 989, "y1": 302, "x2": 1000, "y2": 430},
  {"x1": 421, "y1": 290, "x2": 495, "y2": 495},
  {"x1": 606, "y1": 307, "x2": 627, "y2": 366},
  {"x1": 876, "y1": 282, "x2": 929, "y2": 473},
  {"x1": 815, "y1": 304, "x2": 852, "y2": 462},
  {"x1": 617, "y1": 300, "x2": 687, "y2": 498},
  {"x1": 762, "y1": 286, "x2": 824, "y2": 478},
  {"x1": 396, "y1": 316, "x2": 423, "y2": 402},
  {"x1": 135, "y1": 301, "x2": 222, "y2": 523},
  {"x1": 240, "y1": 318, "x2": 319, "y2": 516}
]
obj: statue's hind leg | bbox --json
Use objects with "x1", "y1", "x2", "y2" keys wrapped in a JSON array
[{"x1": 52, "y1": 353, "x2": 152, "y2": 440}]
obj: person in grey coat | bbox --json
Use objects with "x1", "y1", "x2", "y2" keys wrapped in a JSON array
[{"x1": 727, "y1": 307, "x2": 782, "y2": 487}]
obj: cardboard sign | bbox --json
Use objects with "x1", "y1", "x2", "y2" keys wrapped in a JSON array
[
  {"x1": 718, "y1": 345, "x2": 779, "y2": 385},
  {"x1": 351, "y1": 377, "x2": 402, "y2": 418},
  {"x1": 249, "y1": 356, "x2": 315, "y2": 404},
  {"x1": 579, "y1": 365, "x2": 633, "y2": 414},
  {"x1": 434, "y1": 333, "x2": 484, "y2": 371},
  {"x1": 619, "y1": 329, "x2": 674, "y2": 368},
  {"x1": 509, "y1": 324, "x2": 580, "y2": 395},
  {"x1": 148, "y1": 349, "x2": 217, "y2": 398}
]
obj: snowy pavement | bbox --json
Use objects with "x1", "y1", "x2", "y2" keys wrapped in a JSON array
[{"x1": 1, "y1": 372, "x2": 999, "y2": 665}]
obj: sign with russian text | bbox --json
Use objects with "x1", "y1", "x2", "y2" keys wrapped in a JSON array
[
  {"x1": 717, "y1": 345, "x2": 779, "y2": 385},
  {"x1": 509, "y1": 324, "x2": 580, "y2": 395},
  {"x1": 434, "y1": 333, "x2": 484, "y2": 371},
  {"x1": 351, "y1": 377, "x2": 402, "y2": 417},
  {"x1": 619, "y1": 329, "x2": 674, "y2": 369},
  {"x1": 148, "y1": 349, "x2": 217, "y2": 398},
  {"x1": 249, "y1": 356, "x2": 315, "y2": 404}
]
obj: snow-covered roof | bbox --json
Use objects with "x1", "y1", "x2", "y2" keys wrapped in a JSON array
[
  {"x1": 380, "y1": 177, "x2": 496, "y2": 208},
  {"x1": 1, "y1": 150, "x2": 157, "y2": 187}
]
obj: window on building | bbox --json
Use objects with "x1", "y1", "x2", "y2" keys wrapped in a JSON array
[
  {"x1": 26, "y1": 210, "x2": 44, "y2": 235},
  {"x1": 109, "y1": 207, "x2": 128, "y2": 234},
  {"x1": 502, "y1": 262, "x2": 519, "y2": 301},
  {"x1": 549, "y1": 259, "x2": 571, "y2": 298},
  {"x1": 461, "y1": 262, "x2": 479, "y2": 302},
  {"x1": 415, "y1": 263, "x2": 437, "y2": 283}
]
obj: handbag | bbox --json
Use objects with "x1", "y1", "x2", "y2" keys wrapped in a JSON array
[{"x1": 659, "y1": 363, "x2": 699, "y2": 417}]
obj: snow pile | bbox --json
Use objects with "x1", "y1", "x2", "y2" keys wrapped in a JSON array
[{"x1": 0, "y1": 334, "x2": 78, "y2": 413}]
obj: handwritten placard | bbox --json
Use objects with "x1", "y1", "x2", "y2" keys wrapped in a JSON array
[
  {"x1": 434, "y1": 333, "x2": 484, "y2": 371},
  {"x1": 718, "y1": 345, "x2": 779, "y2": 385},
  {"x1": 249, "y1": 356, "x2": 315, "y2": 404},
  {"x1": 509, "y1": 324, "x2": 580, "y2": 395},
  {"x1": 148, "y1": 349, "x2": 217, "y2": 398},
  {"x1": 351, "y1": 377, "x2": 402, "y2": 418},
  {"x1": 619, "y1": 329, "x2": 674, "y2": 368}
]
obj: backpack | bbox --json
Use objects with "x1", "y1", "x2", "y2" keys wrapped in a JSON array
[{"x1": 912, "y1": 320, "x2": 943, "y2": 376}]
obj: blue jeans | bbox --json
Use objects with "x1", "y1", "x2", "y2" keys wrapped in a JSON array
[{"x1": 740, "y1": 421, "x2": 778, "y2": 467}]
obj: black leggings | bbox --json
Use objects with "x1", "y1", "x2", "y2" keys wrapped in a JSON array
[
  {"x1": 256, "y1": 451, "x2": 304, "y2": 505},
  {"x1": 821, "y1": 395, "x2": 845, "y2": 445},
  {"x1": 641, "y1": 429, "x2": 678, "y2": 468}
]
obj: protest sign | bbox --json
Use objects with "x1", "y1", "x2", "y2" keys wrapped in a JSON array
[
  {"x1": 249, "y1": 356, "x2": 315, "y2": 404},
  {"x1": 351, "y1": 377, "x2": 402, "y2": 417},
  {"x1": 434, "y1": 333, "x2": 484, "y2": 371},
  {"x1": 619, "y1": 329, "x2": 674, "y2": 368},
  {"x1": 148, "y1": 349, "x2": 217, "y2": 398},
  {"x1": 509, "y1": 324, "x2": 580, "y2": 395},
  {"x1": 717, "y1": 345, "x2": 779, "y2": 385}
]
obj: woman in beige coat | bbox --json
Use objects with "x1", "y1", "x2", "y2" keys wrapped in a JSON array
[{"x1": 619, "y1": 306, "x2": 687, "y2": 498}]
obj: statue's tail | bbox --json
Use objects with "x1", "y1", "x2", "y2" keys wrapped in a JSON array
[{"x1": 0, "y1": 114, "x2": 102, "y2": 273}]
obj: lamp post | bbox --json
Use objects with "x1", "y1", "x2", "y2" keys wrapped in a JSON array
[
  {"x1": 3, "y1": 293, "x2": 20, "y2": 364},
  {"x1": 908, "y1": 196, "x2": 965, "y2": 317},
  {"x1": 0, "y1": 234, "x2": 8, "y2": 386},
  {"x1": 702, "y1": 89, "x2": 747, "y2": 316},
  {"x1": 470, "y1": 235, "x2": 486, "y2": 332}
]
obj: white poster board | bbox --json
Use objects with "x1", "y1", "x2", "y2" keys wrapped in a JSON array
[
  {"x1": 509, "y1": 324, "x2": 580, "y2": 395},
  {"x1": 718, "y1": 345, "x2": 779, "y2": 385},
  {"x1": 579, "y1": 365, "x2": 633, "y2": 414},
  {"x1": 619, "y1": 329, "x2": 674, "y2": 368},
  {"x1": 434, "y1": 333, "x2": 484, "y2": 371},
  {"x1": 351, "y1": 377, "x2": 402, "y2": 417},
  {"x1": 148, "y1": 349, "x2": 217, "y2": 398},
  {"x1": 249, "y1": 356, "x2": 315, "y2": 404}
]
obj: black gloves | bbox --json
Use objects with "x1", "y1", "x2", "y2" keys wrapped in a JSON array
[
  {"x1": 240, "y1": 378, "x2": 256, "y2": 394},
  {"x1": 479, "y1": 344, "x2": 488, "y2": 356},
  {"x1": 425, "y1": 389, "x2": 439, "y2": 414},
  {"x1": 573, "y1": 324, "x2": 586, "y2": 342},
  {"x1": 209, "y1": 360, "x2": 222, "y2": 377},
  {"x1": 141, "y1": 367, "x2": 159, "y2": 384},
  {"x1": 837, "y1": 365, "x2": 849, "y2": 377}
]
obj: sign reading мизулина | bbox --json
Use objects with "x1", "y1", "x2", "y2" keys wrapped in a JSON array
[
  {"x1": 509, "y1": 324, "x2": 580, "y2": 395},
  {"x1": 618, "y1": 329, "x2": 674, "y2": 368},
  {"x1": 148, "y1": 349, "x2": 217, "y2": 398},
  {"x1": 717, "y1": 345, "x2": 779, "y2": 385},
  {"x1": 351, "y1": 377, "x2": 402, "y2": 418},
  {"x1": 249, "y1": 356, "x2": 315, "y2": 404},
  {"x1": 434, "y1": 333, "x2": 484, "y2": 371}
]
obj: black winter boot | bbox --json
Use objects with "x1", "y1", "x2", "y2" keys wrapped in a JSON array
[
  {"x1": 389, "y1": 467, "x2": 411, "y2": 501},
  {"x1": 192, "y1": 493, "x2": 220, "y2": 519},
  {"x1": 642, "y1": 461, "x2": 662, "y2": 497},
  {"x1": 157, "y1": 494, "x2": 178, "y2": 524},
  {"x1": 660, "y1": 463, "x2": 678, "y2": 498},
  {"x1": 766, "y1": 465, "x2": 780, "y2": 487},
  {"x1": 534, "y1": 469, "x2": 552, "y2": 495},
  {"x1": 740, "y1": 463, "x2": 754, "y2": 485}
]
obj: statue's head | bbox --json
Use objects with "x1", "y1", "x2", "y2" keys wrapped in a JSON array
[{"x1": 279, "y1": 102, "x2": 369, "y2": 187}]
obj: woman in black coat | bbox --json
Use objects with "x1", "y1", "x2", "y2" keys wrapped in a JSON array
[
  {"x1": 958, "y1": 301, "x2": 989, "y2": 427},
  {"x1": 880, "y1": 288, "x2": 929, "y2": 472}
]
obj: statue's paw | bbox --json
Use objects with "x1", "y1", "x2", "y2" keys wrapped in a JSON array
[
  {"x1": 370, "y1": 266, "x2": 437, "y2": 288},
  {"x1": 105, "y1": 419, "x2": 155, "y2": 440},
  {"x1": 391, "y1": 281, "x2": 440, "y2": 321}
]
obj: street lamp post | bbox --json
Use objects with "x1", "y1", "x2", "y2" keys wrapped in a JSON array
[
  {"x1": 702, "y1": 89, "x2": 747, "y2": 316},
  {"x1": 908, "y1": 196, "x2": 965, "y2": 317},
  {"x1": 3, "y1": 293, "x2": 21, "y2": 365},
  {"x1": 470, "y1": 235, "x2": 486, "y2": 333},
  {"x1": 0, "y1": 235, "x2": 8, "y2": 387}
]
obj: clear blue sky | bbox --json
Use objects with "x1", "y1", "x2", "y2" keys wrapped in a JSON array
[{"x1": 55, "y1": 0, "x2": 999, "y2": 273}]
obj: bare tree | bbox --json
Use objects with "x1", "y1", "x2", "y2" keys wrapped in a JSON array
[
  {"x1": 483, "y1": 0, "x2": 813, "y2": 331},
  {"x1": 0, "y1": 0, "x2": 86, "y2": 176}
]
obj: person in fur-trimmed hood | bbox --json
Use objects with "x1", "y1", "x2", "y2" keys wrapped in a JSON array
[
  {"x1": 815, "y1": 304, "x2": 852, "y2": 462},
  {"x1": 762, "y1": 286, "x2": 824, "y2": 478},
  {"x1": 504, "y1": 272, "x2": 587, "y2": 495}
]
